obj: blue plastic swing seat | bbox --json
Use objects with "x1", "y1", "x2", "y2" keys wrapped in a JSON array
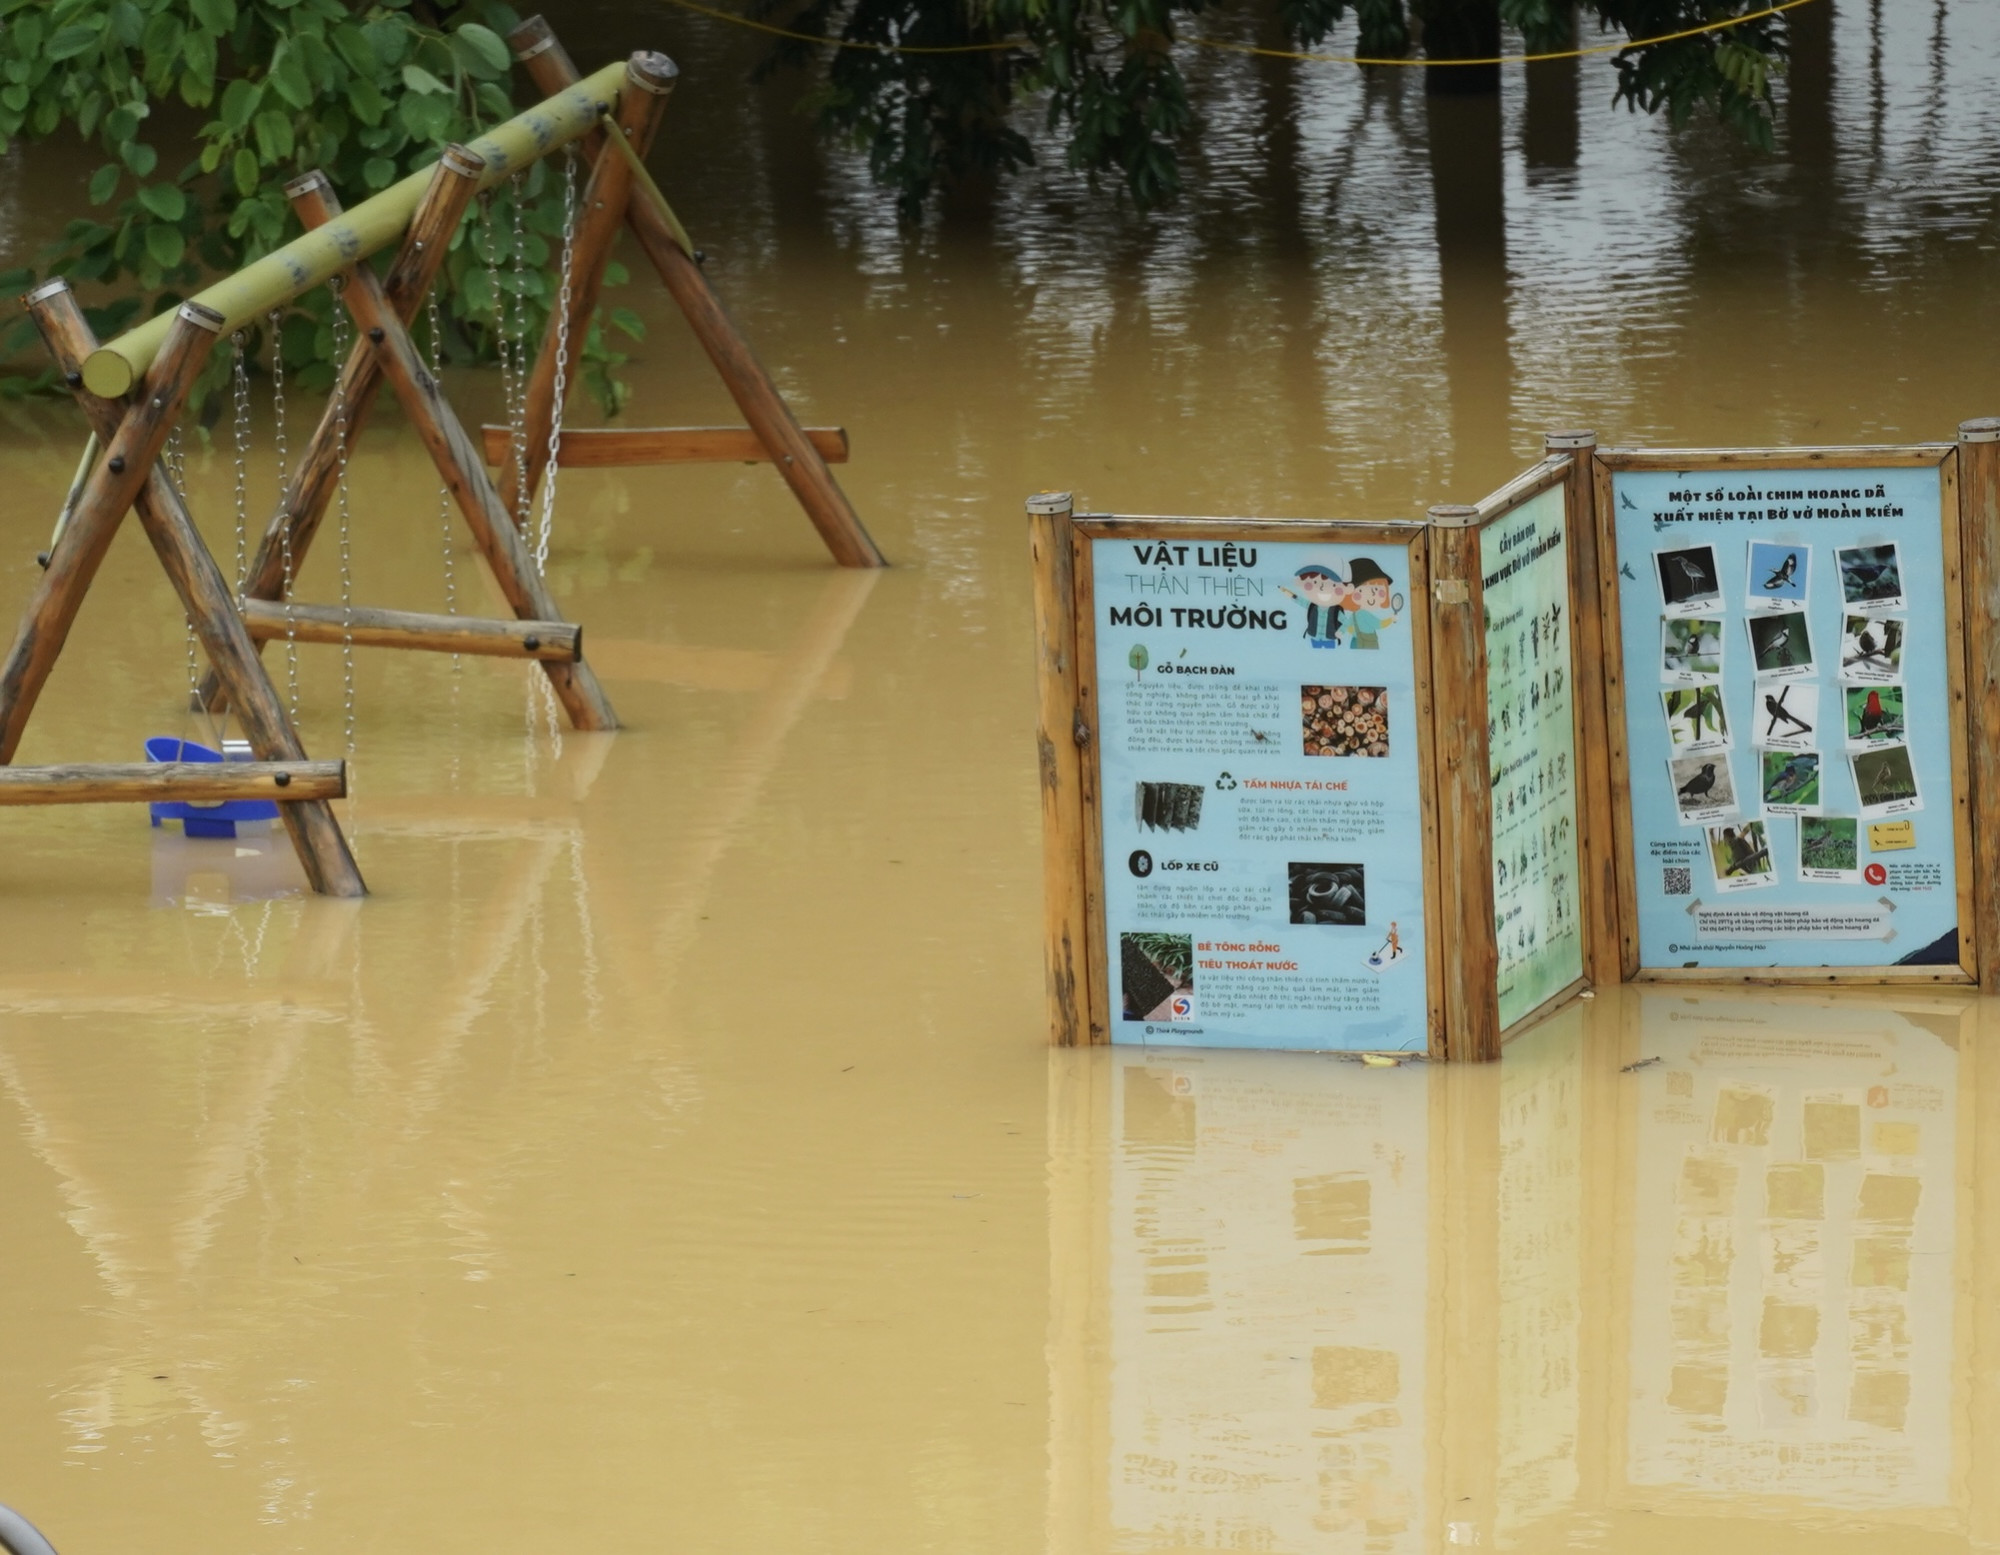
[{"x1": 143, "y1": 737, "x2": 280, "y2": 839}]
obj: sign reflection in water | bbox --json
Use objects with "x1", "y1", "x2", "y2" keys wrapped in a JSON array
[{"x1": 1046, "y1": 989, "x2": 1996, "y2": 1551}]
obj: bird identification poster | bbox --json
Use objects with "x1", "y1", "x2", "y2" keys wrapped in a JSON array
[
  {"x1": 1611, "y1": 463, "x2": 1964, "y2": 971},
  {"x1": 1092, "y1": 534, "x2": 1431, "y2": 1050},
  {"x1": 1480, "y1": 485, "x2": 1585, "y2": 1025}
]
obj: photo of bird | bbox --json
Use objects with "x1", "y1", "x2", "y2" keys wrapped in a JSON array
[
  {"x1": 1854, "y1": 747, "x2": 1919, "y2": 805},
  {"x1": 1678, "y1": 762, "x2": 1719, "y2": 800},
  {"x1": 1657, "y1": 546, "x2": 1720, "y2": 607},
  {"x1": 1750, "y1": 611, "x2": 1811, "y2": 671},
  {"x1": 1714, "y1": 823, "x2": 1772, "y2": 878},
  {"x1": 1764, "y1": 687, "x2": 1813, "y2": 738},
  {"x1": 1665, "y1": 686, "x2": 1727, "y2": 746},
  {"x1": 1763, "y1": 753, "x2": 1819, "y2": 804},
  {"x1": 1839, "y1": 544, "x2": 1902, "y2": 603},
  {"x1": 1853, "y1": 683, "x2": 1906, "y2": 740},
  {"x1": 1761, "y1": 551, "x2": 1799, "y2": 590},
  {"x1": 1842, "y1": 614, "x2": 1901, "y2": 673}
]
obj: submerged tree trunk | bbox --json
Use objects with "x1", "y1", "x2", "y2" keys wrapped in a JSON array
[
  {"x1": 1427, "y1": 90, "x2": 1514, "y2": 484},
  {"x1": 1416, "y1": 0, "x2": 1502, "y2": 95},
  {"x1": 1524, "y1": 5, "x2": 1580, "y2": 170},
  {"x1": 1789, "y1": 0, "x2": 1835, "y2": 169}
]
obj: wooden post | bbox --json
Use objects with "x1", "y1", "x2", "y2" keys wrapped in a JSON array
[
  {"x1": 204, "y1": 145, "x2": 485, "y2": 713},
  {"x1": 1547, "y1": 429, "x2": 1620, "y2": 988},
  {"x1": 1028, "y1": 492, "x2": 1092, "y2": 1046},
  {"x1": 329, "y1": 252, "x2": 619, "y2": 730},
  {"x1": 22, "y1": 280, "x2": 367, "y2": 897},
  {"x1": 502, "y1": 52, "x2": 677, "y2": 523},
  {"x1": 1959, "y1": 418, "x2": 2000, "y2": 990},
  {"x1": 1427, "y1": 503, "x2": 1500, "y2": 1061},
  {"x1": 0, "y1": 302, "x2": 222, "y2": 762},
  {"x1": 0, "y1": 762, "x2": 344, "y2": 806},
  {"x1": 508, "y1": 18, "x2": 887, "y2": 570},
  {"x1": 289, "y1": 171, "x2": 619, "y2": 732},
  {"x1": 239, "y1": 600, "x2": 580, "y2": 660}
]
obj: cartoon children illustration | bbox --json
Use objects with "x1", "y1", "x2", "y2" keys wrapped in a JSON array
[
  {"x1": 1345, "y1": 558, "x2": 1398, "y2": 649},
  {"x1": 1279, "y1": 564, "x2": 1348, "y2": 648}
]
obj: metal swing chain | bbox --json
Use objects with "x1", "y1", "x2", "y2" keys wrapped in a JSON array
[
  {"x1": 427, "y1": 292, "x2": 458, "y2": 622},
  {"x1": 535, "y1": 149, "x2": 580, "y2": 573},
  {"x1": 328, "y1": 284, "x2": 358, "y2": 754},
  {"x1": 163, "y1": 422, "x2": 203, "y2": 724},
  {"x1": 270, "y1": 306, "x2": 300, "y2": 723},
  {"x1": 479, "y1": 190, "x2": 513, "y2": 430},
  {"x1": 506, "y1": 172, "x2": 531, "y2": 522},
  {"x1": 230, "y1": 331, "x2": 252, "y2": 592}
]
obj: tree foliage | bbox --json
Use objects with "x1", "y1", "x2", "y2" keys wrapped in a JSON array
[
  {"x1": 0, "y1": 0, "x2": 641, "y2": 407},
  {"x1": 754, "y1": 0, "x2": 1791, "y2": 217}
]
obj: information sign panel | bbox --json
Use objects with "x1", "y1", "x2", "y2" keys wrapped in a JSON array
[
  {"x1": 1599, "y1": 451, "x2": 1976, "y2": 980},
  {"x1": 1084, "y1": 524, "x2": 1437, "y2": 1051}
]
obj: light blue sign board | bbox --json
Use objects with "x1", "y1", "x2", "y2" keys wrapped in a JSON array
[
  {"x1": 1612, "y1": 465, "x2": 1962, "y2": 970},
  {"x1": 1093, "y1": 535, "x2": 1429, "y2": 1050}
]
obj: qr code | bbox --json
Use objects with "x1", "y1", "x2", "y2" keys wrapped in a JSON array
[{"x1": 1663, "y1": 866, "x2": 1693, "y2": 896}]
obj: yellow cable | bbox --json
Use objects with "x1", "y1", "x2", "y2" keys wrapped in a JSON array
[{"x1": 660, "y1": 0, "x2": 1816, "y2": 64}]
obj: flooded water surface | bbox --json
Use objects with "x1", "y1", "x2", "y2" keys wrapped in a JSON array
[{"x1": 1, "y1": 0, "x2": 1998, "y2": 1549}]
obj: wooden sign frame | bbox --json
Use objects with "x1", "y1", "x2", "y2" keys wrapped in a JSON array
[
  {"x1": 1426, "y1": 435, "x2": 1618, "y2": 1058},
  {"x1": 1590, "y1": 437, "x2": 1994, "y2": 986},
  {"x1": 1029, "y1": 500, "x2": 1449, "y2": 1055}
]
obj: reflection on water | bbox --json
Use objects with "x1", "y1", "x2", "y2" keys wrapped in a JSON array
[
  {"x1": 1, "y1": 1, "x2": 2000, "y2": 1551},
  {"x1": 1052, "y1": 989, "x2": 1997, "y2": 1551}
]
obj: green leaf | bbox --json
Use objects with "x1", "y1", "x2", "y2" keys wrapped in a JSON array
[
  {"x1": 0, "y1": 84, "x2": 26, "y2": 113},
  {"x1": 398, "y1": 90, "x2": 450, "y2": 143},
  {"x1": 347, "y1": 76, "x2": 387, "y2": 125},
  {"x1": 137, "y1": 183, "x2": 186, "y2": 220},
  {"x1": 269, "y1": 47, "x2": 311, "y2": 109},
  {"x1": 87, "y1": 163, "x2": 120, "y2": 205},
  {"x1": 220, "y1": 78, "x2": 259, "y2": 132},
  {"x1": 181, "y1": 28, "x2": 217, "y2": 87},
  {"x1": 47, "y1": 26, "x2": 99, "y2": 61},
  {"x1": 332, "y1": 24, "x2": 378, "y2": 74},
  {"x1": 121, "y1": 140, "x2": 158, "y2": 177},
  {"x1": 452, "y1": 23, "x2": 510, "y2": 74},
  {"x1": 109, "y1": 2, "x2": 145, "y2": 48},
  {"x1": 190, "y1": 0, "x2": 236, "y2": 31},
  {"x1": 401, "y1": 64, "x2": 449, "y2": 96},
  {"x1": 608, "y1": 306, "x2": 645, "y2": 341},
  {"x1": 363, "y1": 155, "x2": 396, "y2": 189},
  {"x1": 144, "y1": 223, "x2": 185, "y2": 268},
  {"x1": 252, "y1": 110, "x2": 293, "y2": 162},
  {"x1": 475, "y1": 81, "x2": 513, "y2": 120},
  {"x1": 603, "y1": 260, "x2": 629, "y2": 287}
]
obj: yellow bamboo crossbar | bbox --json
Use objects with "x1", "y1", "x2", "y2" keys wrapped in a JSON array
[{"x1": 80, "y1": 60, "x2": 629, "y2": 398}]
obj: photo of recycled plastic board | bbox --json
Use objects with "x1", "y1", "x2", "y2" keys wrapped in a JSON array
[{"x1": 1600, "y1": 454, "x2": 1974, "y2": 978}]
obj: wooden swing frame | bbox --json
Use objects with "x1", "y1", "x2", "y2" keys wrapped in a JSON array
[{"x1": 4, "y1": 37, "x2": 881, "y2": 898}]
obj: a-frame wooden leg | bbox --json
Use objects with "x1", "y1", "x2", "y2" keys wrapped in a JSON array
[
  {"x1": 500, "y1": 51, "x2": 676, "y2": 522},
  {"x1": 0, "y1": 301, "x2": 222, "y2": 761},
  {"x1": 510, "y1": 19, "x2": 887, "y2": 569},
  {"x1": 288, "y1": 178, "x2": 619, "y2": 733},
  {"x1": 200, "y1": 145, "x2": 486, "y2": 712},
  {"x1": 23, "y1": 282, "x2": 366, "y2": 897}
]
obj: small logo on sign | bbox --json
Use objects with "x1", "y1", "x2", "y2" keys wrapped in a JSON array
[
  {"x1": 1865, "y1": 862, "x2": 1888, "y2": 885},
  {"x1": 1168, "y1": 994, "x2": 1194, "y2": 1020}
]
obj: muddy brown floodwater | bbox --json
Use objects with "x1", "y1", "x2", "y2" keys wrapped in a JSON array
[{"x1": 2, "y1": 1, "x2": 1999, "y2": 1550}]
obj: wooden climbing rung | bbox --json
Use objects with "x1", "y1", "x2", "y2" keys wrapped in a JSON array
[
  {"x1": 0, "y1": 762, "x2": 344, "y2": 806},
  {"x1": 477, "y1": 424, "x2": 849, "y2": 469},
  {"x1": 239, "y1": 600, "x2": 581, "y2": 661}
]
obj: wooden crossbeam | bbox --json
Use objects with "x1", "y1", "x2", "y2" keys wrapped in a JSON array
[
  {"x1": 0, "y1": 763, "x2": 344, "y2": 806},
  {"x1": 240, "y1": 601, "x2": 580, "y2": 661},
  {"x1": 478, "y1": 424, "x2": 849, "y2": 468},
  {"x1": 509, "y1": 19, "x2": 885, "y2": 569},
  {"x1": 9, "y1": 283, "x2": 366, "y2": 896},
  {"x1": 500, "y1": 51, "x2": 675, "y2": 521},
  {"x1": 200, "y1": 144, "x2": 487, "y2": 716},
  {"x1": 288, "y1": 170, "x2": 620, "y2": 732}
]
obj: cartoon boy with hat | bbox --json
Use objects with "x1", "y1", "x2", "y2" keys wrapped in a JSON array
[
  {"x1": 1280, "y1": 564, "x2": 1347, "y2": 649},
  {"x1": 1345, "y1": 557, "x2": 1397, "y2": 649}
]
